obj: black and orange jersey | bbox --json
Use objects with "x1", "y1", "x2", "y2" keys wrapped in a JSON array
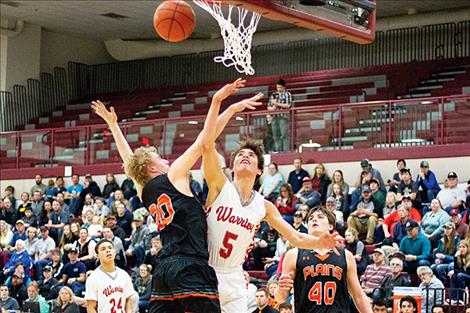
[
  {"x1": 293, "y1": 248, "x2": 350, "y2": 313},
  {"x1": 142, "y1": 174, "x2": 209, "y2": 260}
]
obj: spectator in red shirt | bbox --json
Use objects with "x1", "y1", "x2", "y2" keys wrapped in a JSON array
[{"x1": 274, "y1": 184, "x2": 296, "y2": 224}]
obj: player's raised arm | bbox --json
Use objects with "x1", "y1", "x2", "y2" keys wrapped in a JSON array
[
  {"x1": 274, "y1": 248, "x2": 297, "y2": 303},
  {"x1": 345, "y1": 250, "x2": 373, "y2": 313},
  {"x1": 263, "y1": 200, "x2": 337, "y2": 250}
]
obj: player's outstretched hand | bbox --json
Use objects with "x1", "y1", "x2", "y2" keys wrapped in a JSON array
[
  {"x1": 91, "y1": 100, "x2": 117, "y2": 125},
  {"x1": 318, "y1": 232, "x2": 341, "y2": 256},
  {"x1": 213, "y1": 78, "x2": 246, "y2": 103},
  {"x1": 278, "y1": 273, "x2": 294, "y2": 291},
  {"x1": 230, "y1": 93, "x2": 264, "y2": 113}
]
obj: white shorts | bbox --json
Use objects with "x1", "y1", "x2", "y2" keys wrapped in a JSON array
[{"x1": 215, "y1": 269, "x2": 248, "y2": 313}]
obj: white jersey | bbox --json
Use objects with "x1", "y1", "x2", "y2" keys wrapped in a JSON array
[
  {"x1": 206, "y1": 180, "x2": 266, "y2": 271},
  {"x1": 85, "y1": 266, "x2": 137, "y2": 313}
]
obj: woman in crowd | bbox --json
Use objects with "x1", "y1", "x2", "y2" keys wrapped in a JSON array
[
  {"x1": 432, "y1": 222, "x2": 460, "y2": 286},
  {"x1": 75, "y1": 227, "x2": 97, "y2": 271},
  {"x1": 81, "y1": 193, "x2": 95, "y2": 218},
  {"x1": 60, "y1": 224, "x2": 77, "y2": 252},
  {"x1": 102, "y1": 173, "x2": 120, "y2": 200},
  {"x1": 0, "y1": 220, "x2": 13, "y2": 251},
  {"x1": 45, "y1": 179, "x2": 57, "y2": 201},
  {"x1": 133, "y1": 264, "x2": 152, "y2": 313},
  {"x1": 52, "y1": 286, "x2": 80, "y2": 313},
  {"x1": 311, "y1": 163, "x2": 331, "y2": 203},
  {"x1": 327, "y1": 169, "x2": 349, "y2": 198},
  {"x1": 16, "y1": 191, "x2": 31, "y2": 219},
  {"x1": 417, "y1": 266, "x2": 444, "y2": 313},
  {"x1": 421, "y1": 198, "x2": 450, "y2": 247},
  {"x1": 331, "y1": 183, "x2": 348, "y2": 223},
  {"x1": 383, "y1": 192, "x2": 398, "y2": 219},
  {"x1": 450, "y1": 240, "x2": 470, "y2": 304},
  {"x1": 39, "y1": 200, "x2": 53, "y2": 227},
  {"x1": 345, "y1": 228, "x2": 369, "y2": 274},
  {"x1": 274, "y1": 183, "x2": 296, "y2": 224},
  {"x1": 25, "y1": 226, "x2": 39, "y2": 256},
  {"x1": 259, "y1": 162, "x2": 284, "y2": 203}
]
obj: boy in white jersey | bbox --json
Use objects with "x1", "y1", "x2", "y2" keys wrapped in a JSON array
[
  {"x1": 200, "y1": 80, "x2": 338, "y2": 313},
  {"x1": 85, "y1": 239, "x2": 137, "y2": 313}
]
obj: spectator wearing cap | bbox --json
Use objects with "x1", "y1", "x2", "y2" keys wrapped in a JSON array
[
  {"x1": 292, "y1": 211, "x2": 308, "y2": 234},
  {"x1": 399, "y1": 220, "x2": 431, "y2": 273},
  {"x1": 370, "y1": 178, "x2": 386, "y2": 216},
  {"x1": 274, "y1": 183, "x2": 297, "y2": 224},
  {"x1": 2, "y1": 239, "x2": 32, "y2": 280},
  {"x1": 397, "y1": 168, "x2": 422, "y2": 211},
  {"x1": 347, "y1": 184, "x2": 377, "y2": 244},
  {"x1": 417, "y1": 266, "x2": 444, "y2": 313},
  {"x1": 350, "y1": 170, "x2": 374, "y2": 213},
  {"x1": 450, "y1": 209, "x2": 469, "y2": 240},
  {"x1": 9, "y1": 271, "x2": 28, "y2": 305},
  {"x1": 0, "y1": 284, "x2": 20, "y2": 310},
  {"x1": 74, "y1": 228, "x2": 96, "y2": 271},
  {"x1": 287, "y1": 157, "x2": 309, "y2": 194},
  {"x1": 374, "y1": 257, "x2": 408, "y2": 307},
  {"x1": 416, "y1": 161, "x2": 441, "y2": 203},
  {"x1": 259, "y1": 162, "x2": 284, "y2": 203},
  {"x1": 311, "y1": 163, "x2": 331, "y2": 203},
  {"x1": 58, "y1": 247, "x2": 86, "y2": 296},
  {"x1": 65, "y1": 174, "x2": 83, "y2": 216},
  {"x1": 432, "y1": 221, "x2": 460, "y2": 286},
  {"x1": 437, "y1": 172, "x2": 466, "y2": 213},
  {"x1": 360, "y1": 248, "x2": 391, "y2": 296},
  {"x1": 27, "y1": 281, "x2": 50, "y2": 313},
  {"x1": 38, "y1": 265, "x2": 60, "y2": 300},
  {"x1": 360, "y1": 159, "x2": 386, "y2": 192},
  {"x1": 4, "y1": 262, "x2": 32, "y2": 287},
  {"x1": 326, "y1": 169, "x2": 350, "y2": 199},
  {"x1": 34, "y1": 226, "x2": 56, "y2": 280},
  {"x1": 388, "y1": 159, "x2": 407, "y2": 194},
  {"x1": 125, "y1": 211, "x2": 151, "y2": 268},
  {"x1": 47, "y1": 199, "x2": 70, "y2": 244},
  {"x1": 294, "y1": 177, "x2": 321, "y2": 211},
  {"x1": 10, "y1": 219, "x2": 27, "y2": 247},
  {"x1": 420, "y1": 198, "x2": 450, "y2": 247}
]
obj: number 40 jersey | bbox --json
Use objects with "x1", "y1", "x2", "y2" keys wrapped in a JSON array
[{"x1": 206, "y1": 180, "x2": 266, "y2": 271}]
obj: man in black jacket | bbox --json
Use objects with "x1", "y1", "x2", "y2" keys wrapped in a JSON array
[
  {"x1": 38, "y1": 265, "x2": 60, "y2": 300},
  {"x1": 373, "y1": 257, "x2": 408, "y2": 307}
]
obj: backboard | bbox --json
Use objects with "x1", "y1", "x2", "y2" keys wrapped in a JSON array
[{"x1": 225, "y1": 0, "x2": 376, "y2": 44}]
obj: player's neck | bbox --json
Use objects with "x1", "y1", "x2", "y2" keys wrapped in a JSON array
[
  {"x1": 101, "y1": 261, "x2": 116, "y2": 273},
  {"x1": 233, "y1": 176, "x2": 256, "y2": 200}
]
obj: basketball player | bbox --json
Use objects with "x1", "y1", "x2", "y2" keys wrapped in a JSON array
[
  {"x1": 274, "y1": 207, "x2": 371, "y2": 313},
  {"x1": 199, "y1": 87, "x2": 338, "y2": 312},
  {"x1": 91, "y1": 78, "x2": 261, "y2": 313},
  {"x1": 85, "y1": 239, "x2": 136, "y2": 313}
]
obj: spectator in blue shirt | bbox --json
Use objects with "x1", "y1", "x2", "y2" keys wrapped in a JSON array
[
  {"x1": 400, "y1": 220, "x2": 431, "y2": 273},
  {"x1": 66, "y1": 174, "x2": 83, "y2": 216},
  {"x1": 417, "y1": 160, "x2": 441, "y2": 204},
  {"x1": 287, "y1": 157, "x2": 309, "y2": 194},
  {"x1": 58, "y1": 247, "x2": 86, "y2": 296},
  {"x1": 10, "y1": 220, "x2": 27, "y2": 247},
  {"x1": 2, "y1": 240, "x2": 32, "y2": 279},
  {"x1": 294, "y1": 177, "x2": 321, "y2": 211},
  {"x1": 47, "y1": 200, "x2": 70, "y2": 244},
  {"x1": 259, "y1": 162, "x2": 284, "y2": 203}
]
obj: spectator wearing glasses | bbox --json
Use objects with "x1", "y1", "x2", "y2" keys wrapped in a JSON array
[
  {"x1": 417, "y1": 266, "x2": 444, "y2": 313},
  {"x1": 437, "y1": 172, "x2": 466, "y2": 213},
  {"x1": 374, "y1": 257, "x2": 408, "y2": 308}
]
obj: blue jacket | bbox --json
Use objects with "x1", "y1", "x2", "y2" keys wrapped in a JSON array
[
  {"x1": 10, "y1": 231, "x2": 27, "y2": 247},
  {"x1": 416, "y1": 170, "x2": 441, "y2": 192},
  {"x1": 399, "y1": 232, "x2": 431, "y2": 261},
  {"x1": 434, "y1": 236, "x2": 460, "y2": 263},
  {"x1": 4, "y1": 249, "x2": 33, "y2": 274}
]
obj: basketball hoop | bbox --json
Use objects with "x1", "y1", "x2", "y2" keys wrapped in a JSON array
[{"x1": 192, "y1": 0, "x2": 261, "y2": 75}]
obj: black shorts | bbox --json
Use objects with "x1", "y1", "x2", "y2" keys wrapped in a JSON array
[{"x1": 149, "y1": 255, "x2": 220, "y2": 313}]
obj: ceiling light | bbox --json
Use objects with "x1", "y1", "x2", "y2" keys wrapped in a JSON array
[
  {"x1": 188, "y1": 121, "x2": 198, "y2": 125},
  {"x1": 420, "y1": 101, "x2": 432, "y2": 105},
  {"x1": 402, "y1": 138, "x2": 425, "y2": 143}
]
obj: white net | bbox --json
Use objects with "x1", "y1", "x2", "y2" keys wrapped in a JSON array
[{"x1": 193, "y1": 0, "x2": 261, "y2": 75}]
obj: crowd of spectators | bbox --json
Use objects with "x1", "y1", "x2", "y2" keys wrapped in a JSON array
[{"x1": 1, "y1": 157, "x2": 470, "y2": 312}]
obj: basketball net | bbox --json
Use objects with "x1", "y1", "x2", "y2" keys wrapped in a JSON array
[{"x1": 192, "y1": 0, "x2": 261, "y2": 75}]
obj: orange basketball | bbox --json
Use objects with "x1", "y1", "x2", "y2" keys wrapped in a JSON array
[{"x1": 154, "y1": 0, "x2": 196, "y2": 42}]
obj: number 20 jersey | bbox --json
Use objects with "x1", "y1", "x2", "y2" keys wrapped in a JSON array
[
  {"x1": 206, "y1": 180, "x2": 265, "y2": 270},
  {"x1": 294, "y1": 248, "x2": 350, "y2": 313}
]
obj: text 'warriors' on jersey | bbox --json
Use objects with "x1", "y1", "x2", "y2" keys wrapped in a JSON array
[
  {"x1": 294, "y1": 248, "x2": 350, "y2": 313},
  {"x1": 206, "y1": 181, "x2": 265, "y2": 270}
]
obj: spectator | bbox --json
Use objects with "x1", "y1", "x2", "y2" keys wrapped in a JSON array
[
  {"x1": 75, "y1": 228, "x2": 97, "y2": 271},
  {"x1": 372, "y1": 298, "x2": 387, "y2": 313},
  {"x1": 58, "y1": 247, "x2": 86, "y2": 296},
  {"x1": 116, "y1": 202, "x2": 133, "y2": 237},
  {"x1": 34, "y1": 226, "x2": 57, "y2": 280},
  {"x1": 0, "y1": 284, "x2": 20, "y2": 310},
  {"x1": 52, "y1": 286, "x2": 80, "y2": 313},
  {"x1": 22, "y1": 206, "x2": 38, "y2": 228},
  {"x1": 294, "y1": 177, "x2": 321, "y2": 211},
  {"x1": 94, "y1": 197, "x2": 109, "y2": 221},
  {"x1": 347, "y1": 185, "x2": 378, "y2": 244},
  {"x1": 399, "y1": 220, "x2": 431, "y2": 273},
  {"x1": 449, "y1": 240, "x2": 470, "y2": 304},
  {"x1": 264, "y1": 235, "x2": 287, "y2": 278},
  {"x1": 10, "y1": 219, "x2": 27, "y2": 247},
  {"x1": 417, "y1": 266, "x2": 444, "y2": 313},
  {"x1": 1, "y1": 197, "x2": 17, "y2": 226},
  {"x1": 133, "y1": 264, "x2": 152, "y2": 313},
  {"x1": 56, "y1": 192, "x2": 70, "y2": 216},
  {"x1": 266, "y1": 280, "x2": 279, "y2": 310},
  {"x1": 383, "y1": 192, "x2": 398, "y2": 219},
  {"x1": 260, "y1": 162, "x2": 284, "y2": 203},
  {"x1": 371, "y1": 178, "x2": 386, "y2": 214},
  {"x1": 416, "y1": 161, "x2": 441, "y2": 203},
  {"x1": 53, "y1": 176, "x2": 67, "y2": 198},
  {"x1": 374, "y1": 257, "x2": 408, "y2": 307},
  {"x1": 24, "y1": 226, "x2": 38, "y2": 257},
  {"x1": 2, "y1": 240, "x2": 32, "y2": 280},
  {"x1": 263, "y1": 114, "x2": 274, "y2": 154},
  {"x1": 31, "y1": 191, "x2": 45, "y2": 221},
  {"x1": 400, "y1": 296, "x2": 418, "y2": 313},
  {"x1": 65, "y1": 174, "x2": 83, "y2": 216},
  {"x1": 292, "y1": 211, "x2": 307, "y2": 233},
  {"x1": 275, "y1": 184, "x2": 296, "y2": 224},
  {"x1": 361, "y1": 248, "x2": 391, "y2": 296},
  {"x1": 3, "y1": 185, "x2": 17, "y2": 213},
  {"x1": 126, "y1": 211, "x2": 150, "y2": 268},
  {"x1": 103, "y1": 227, "x2": 127, "y2": 269},
  {"x1": 45, "y1": 179, "x2": 57, "y2": 201},
  {"x1": 432, "y1": 221, "x2": 460, "y2": 286},
  {"x1": 50, "y1": 249, "x2": 64, "y2": 280},
  {"x1": 311, "y1": 163, "x2": 331, "y2": 202},
  {"x1": 431, "y1": 305, "x2": 447, "y2": 313},
  {"x1": 9, "y1": 272, "x2": 28, "y2": 306},
  {"x1": 16, "y1": 192, "x2": 32, "y2": 219},
  {"x1": 0, "y1": 220, "x2": 13, "y2": 251},
  {"x1": 60, "y1": 224, "x2": 78, "y2": 253},
  {"x1": 252, "y1": 289, "x2": 278, "y2": 313},
  {"x1": 189, "y1": 172, "x2": 204, "y2": 203},
  {"x1": 81, "y1": 207, "x2": 97, "y2": 231},
  {"x1": 26, "y1": 281, "x2": 50, "y2": 313},
  {"x1": 437, "y1": 172, "x2": 466, "y2": 213},
  {"x1": 350, "y1": 171, "x2": 374, "y2": 212},
  {"x1": 244, "y1": 271, "x2": 258, "y2": 312},
  {"x1": 81, "y1": 193, "x2": 95, "y2": 218},
  {"x1": 38, "y1": 200, "x2": 52, "y2": 227},
  {"x1": 287, "y1": 157, "x2": 309, "y2": 194},
  {"x1": 450, "y1": 209, "x2": 469, "y2": 239},
  {"x1": 360, "y1": 159, "x2": 386, "y2": 192},
  {"x1": 345, "y1": 228, "x2": 369, "y2": 274},
  {"x1": 79, "y1": 174, "x2": 102, "y2": 207},
  {"x1": 31, "y1": 174, "x2": 47, "y2": 196},
  {"x1": 109, "y1": 190, "x2": 131, "y2": 215},
  {"x1": 4, "y1": 263, "x2": 32, "y2": 287},
  {"x1": 47, "y1": 199, "x2": 70, "y2": 243},
  {"x1": 421, "y1": 199, "x2": 450, "y2": 247},
  {"x1": 388, "y1": 159, "x2": 407, "y2": 194},
  {"x1": 278, "y1": 302, "x2": 292, "y2": 313},
  {"x1": 252, "y1": 223, "x2": 278, "y2": 270},
  {"x1": 102, "y1": 173, "x2": 120, "y2": 200},
  {"x1": 105, "y1": 215, "x2": 126, "y2": 243},
  {"x1": 330, "y1": 184, "x2": 348, "y2": 225},
  {"x1": 397, "y1": 168, "x2": 422, "y2": 210},
  {"x1": 327, "y1": 169, "x2": 349, "y2": 198},
  {"x1": 121, "y1": 177, "x2": 137, "y2": 200},
  {"x1": 267, "y1": 78, "x2": 292, "y2": 152},
  {"x1": 38, "y1": 265, "x2": 60, "y2": 300}
]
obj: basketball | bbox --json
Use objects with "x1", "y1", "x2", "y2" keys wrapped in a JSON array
[{"x1": 153, "y1": 0, "x2": 196, "y2": 42}]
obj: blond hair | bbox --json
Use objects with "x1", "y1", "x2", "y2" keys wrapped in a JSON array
[
  {"x1": 56, "y1": 286, "x2": 75, "y2": 307},
  {"x1": 124, "y1": 146, "x2": 158, "y2": 186},
  {"x1": 457, "y1": 240, "x2": 470, "y2": 270}
]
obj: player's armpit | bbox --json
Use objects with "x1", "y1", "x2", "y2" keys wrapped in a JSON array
[
  {"x1": 86, "y1": 300, "x2": 98, "y2": 313},
  {"x1": 274, "y1": 248, "x2": 297, "y2": 304},
  {"x1": 345, "y1": 250, "x2": 373, "y2": 313}
]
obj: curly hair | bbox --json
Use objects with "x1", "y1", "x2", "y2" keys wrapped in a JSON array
[
  {"x1": 124, "y1": 146, "x2": 158, "y2": 187},
  {"x1": 230, "y1": 140, "x2": 264, "y2": 171}
]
